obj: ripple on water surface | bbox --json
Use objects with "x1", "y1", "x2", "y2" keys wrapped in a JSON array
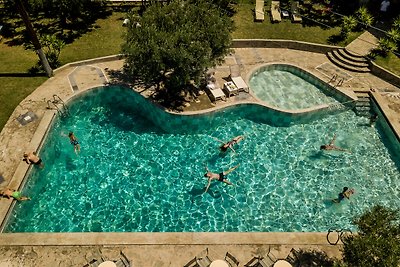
[{"x1": 5, "y1": 87, "x2": 400, "y2": 232}]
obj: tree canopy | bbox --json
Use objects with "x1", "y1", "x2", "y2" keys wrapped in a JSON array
[
  {"x1": 341, "y1": 205, "x2": 400, "y2": 267},
  {"x1": 122, "y1": 0, "x2": 234, "y2": 101}
]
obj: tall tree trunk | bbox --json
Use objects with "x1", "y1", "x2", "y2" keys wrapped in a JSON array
[{"x1": 16, "y1": 0, "x2": 53, "y2": 77}]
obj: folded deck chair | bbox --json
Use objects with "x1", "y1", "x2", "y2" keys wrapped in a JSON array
[
  {"x1": 255, "y1": 0, "x2": 265, "y2": 21},
  {"x1": 291, "y1": 2, "x2": 302, "y2": 23},
  {"x1": 244, "y1": 256, "x2": 271, "y2": 267},
  {"x1": 271, "y1": 1, "x2": 282, "y2": 23}
]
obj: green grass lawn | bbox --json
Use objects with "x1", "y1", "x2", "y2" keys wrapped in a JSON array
[
  {"x1": 0, "y1": 4, "x2": 398, "y2": 132},
  {"x1": 374, "y1": 53, "x2": 400, "y2": 75},
  {"x1": 232, "y1": 2, "x2": 360, "y2": 46},
  {"x1": 0, "y1": 12, "x2": 125, "y2": 130}
]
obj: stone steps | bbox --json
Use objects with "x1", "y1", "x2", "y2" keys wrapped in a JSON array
[
  {"x1": 353, "y1": 90, "x2": 372, "y2": 116},
  {"x1": 326, "y1": 48, "x2": 370, "y2": 73}
]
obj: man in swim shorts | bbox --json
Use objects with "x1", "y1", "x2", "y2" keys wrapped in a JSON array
[
  {"x1": 204, "y1": 164, "x2": 240, "y2": 193},
  {"x1": 23, "y1": 151, "x2": 44, "y2": 168},
  {"x1": 1, "y1": 188, "x2": 30, "y2": 201}
]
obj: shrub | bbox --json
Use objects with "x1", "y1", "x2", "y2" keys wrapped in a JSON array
[
  {"x1": 340, "y1": 15, "x2": 357, "y2": 38},
  {"x1": 341, "y1": 205, "x2": 400, "y2": 267},
  {"x1": 377, "y1": 37, "x2": 398, "y2": 56},
  {"x1": 355, "y1": 6, "x2": 374, "y2": 30}
]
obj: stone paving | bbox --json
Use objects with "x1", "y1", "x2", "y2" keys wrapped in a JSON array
[{"x1": 0, "y1": 45, "x2": 399, "y2": 266}]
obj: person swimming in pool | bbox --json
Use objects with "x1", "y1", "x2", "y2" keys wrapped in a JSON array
[
  {"x1": 320, "y1": 134, "x2": 349, "y2": 152},
  {"x1": 1, "y1": 188, "x2": 30, "y2": 201},
  {"x1": 67, "y1": 132, "x2": 80, "y2": 154},
  {"x1": 332, "y1": 187, "x2": 355, "y2": 203},
  {"x1": 218, "y1": 135, "x2": 244, "y2": 153},
  {"x1": 23, "y1": 151, "x2": 44, "y2": 168},
  {"x1": 204, "y1": 164, "x2": 240, "y2": 193}
]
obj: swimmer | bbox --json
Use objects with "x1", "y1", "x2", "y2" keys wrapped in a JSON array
[
  {"x1": 64, "y1": 132, "x2": 80, "y2": 154},
  {"x1": 1, "y1": 188, "x2": 30, "y2": 201},
  {"x1": 204, "y1": 164, "x2": 240, "y2": 193},
  {"x1": 216, "y1": 136, "x2": 244, "y2": 153},
  {"x1": 320, "y1": 134, "x2": 349, "y2": 152},
  {"x1": 332, "y1": 187, "x2": 355, "y2": 203},
  {"x1": 23, "y1": 152, "x2": 44, "y2": 168}
]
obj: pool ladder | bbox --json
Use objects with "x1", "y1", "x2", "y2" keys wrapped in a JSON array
[
  {"x1": 328, "y1": 75, "x2": 344, "y2": 87},
  {"x1": 46, "y1": 94, "x2": 69, "y2": 117}
]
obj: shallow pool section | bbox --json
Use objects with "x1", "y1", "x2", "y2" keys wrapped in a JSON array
[
  {"x1": 249, "y1": 64, "x2": 340, "y2": 110},
  {"x1": 4, "y1": 86, "x2": 400, "y2": 232}
]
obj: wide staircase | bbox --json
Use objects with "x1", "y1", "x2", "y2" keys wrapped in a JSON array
[
  {"x1": 326, "y1": 30, "x2": 379, "y2": 73},
  {"x1": 326, "y1": 48, "x2": 370, "y2": 73},
  {"x1": 326, "y1": 30, "x2": 380, "y2": 116}
]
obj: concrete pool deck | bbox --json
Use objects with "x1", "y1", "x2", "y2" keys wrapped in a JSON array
[{"x1": 0, "y1": 47, "x2": 399, "y2": 266}]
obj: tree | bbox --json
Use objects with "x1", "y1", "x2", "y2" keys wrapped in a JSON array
[
  {"x1": 340, "y1": 205, "x2": 400, "y2": 267},
  {"x1": 122, "y1": 0, "x2": 234, "y2": 103}
]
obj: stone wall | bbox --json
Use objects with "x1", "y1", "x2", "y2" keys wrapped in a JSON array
[{"x1": 232, "y1": 39, "x2": 340, "y2": 53}]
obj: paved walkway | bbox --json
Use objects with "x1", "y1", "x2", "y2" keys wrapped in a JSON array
[
  {"x1": 345, "y1": 30, "x2": 379, "y2": 56},
  {"x1": 0, "y1": 47, "x2": 399, "y2": 266}
]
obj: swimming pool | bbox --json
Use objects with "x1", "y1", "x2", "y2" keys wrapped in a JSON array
[
  {"x1": 4, "y1": 86, "x2": 400, "y2": 232},
  {"x1": 249, "y1": 64, "x2": 342, "y2": 110}
]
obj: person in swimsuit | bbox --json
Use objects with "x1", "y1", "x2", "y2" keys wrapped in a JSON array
[
  {"x1": 333, "y1": 187, "x2": 355, "y2": 203},
  {"x1": 68, "y1": 132, "x2": 81, "y2": 154},
  {"x1": 1, "y1": 188, "x2": 30, "y2": 201},
  {"x1": 320, "y1": 134, "x2": 349, "y2": 152},
  {"x1": 219, "y1": 135, "x2": 244, "y2": 153},
  {"x1": 23, "y1": 151, "x2": 44, "y2": 168},
  {"x1": 204, "y1": 164, "x2": 240, "y2": 193}
]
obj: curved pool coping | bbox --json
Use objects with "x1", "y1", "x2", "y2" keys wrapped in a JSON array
[{"x1": 0, "y1": 50, "x2": 398, "y2": 249}]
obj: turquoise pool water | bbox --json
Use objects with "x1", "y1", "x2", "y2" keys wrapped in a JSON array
[
  {"x1": 249, "y1": 65, "x2": 340, "y2": 109},
  {"x1": 4, "y1": 87, "x2": 400, "y2": 232}
]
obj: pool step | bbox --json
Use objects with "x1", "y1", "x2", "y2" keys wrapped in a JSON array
[
  {"x1": 353, "y1": 90, "x2": 372, "y2": 116},
  {"x1": 326, "y1": 48, "x2": 371, "y2": 73}
]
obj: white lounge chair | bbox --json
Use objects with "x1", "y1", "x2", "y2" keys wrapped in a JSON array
[
  {"x1": 291, "y1": 2, "x2": 302, "y2": 23},
  {"x1": 271, "y1": 1, "x2": 282, "y2": 23},
  {"x1": 255, "y1": 0, "x2": 265, "y2": 21},
  {"x1": 231, "y1": 76, "x2": 249, "y2": 93},
  {"x1": 206, "y1": 82, "x2": 226, "y2": 102}
]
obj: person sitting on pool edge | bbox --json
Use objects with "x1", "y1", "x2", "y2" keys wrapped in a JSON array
[
  {"x1": 1, "y1": 188, "x2": 31, "y2": 201},
  {"x1": 204, "y1": 164, "x2": 240, "y2": 193},
  {"x1": 219, "y1": 135, "x2": 244, "y2": 153},
  {"x1": 320, "y1": 134, "x2": 349, "y2": 152},
  {"x1": 332, "y1": 187, "x2": 355, "y2": 203},
  {"x1": 23, "y1": 151, "x2": 44, "y2": 168}
]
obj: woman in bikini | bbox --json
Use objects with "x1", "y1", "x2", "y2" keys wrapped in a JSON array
[
  {"x1": 68, "y1": 132, "x2": 81, "y2": 154},
  {"x1": 219, "y1": 135, "x2": 244, "y2": 153}
]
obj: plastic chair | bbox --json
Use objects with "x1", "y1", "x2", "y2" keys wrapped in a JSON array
[{"x1": 225, "y1": 252, "x2": 239, "y2": 267}]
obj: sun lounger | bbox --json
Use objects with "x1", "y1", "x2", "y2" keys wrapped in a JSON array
[
  {"x1": 206, "y1": 82, "x2": 226, "y2": 102},
  {"x1": 231, "y1": 76, "x2": 249, "y2": 93},
  {"x1": 255, "y1": 0, "x2": 265, "y2": 22},
  {"x1": 271, "y1": 1, "x2": 282, "y2": 22},
  {"x1": 271, "y1": 1, "x2": 282, "y2": 23},
  {"x1": 291, "y1": 1, "x2": 302, "y2": 23}
]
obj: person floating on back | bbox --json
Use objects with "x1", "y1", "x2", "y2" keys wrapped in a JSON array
[
  {"x1": 332, "y1": 187, "x2": 355, "y2": 203},
  {"x1": 204, "y1": 164, "x2": 240, "y2": 193},
  {"x1": 218, "y1": 135, "x2": 244, "y2": 153},
  {"x1": 23, "y1": 151, "x2": 44, "y2": 168},
  {"x1": 1, "y1": 188, "x2": 30, "y2": 201},
  {"x1": 320, "y1": 134, "x2": 349, "y2": 152}
]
